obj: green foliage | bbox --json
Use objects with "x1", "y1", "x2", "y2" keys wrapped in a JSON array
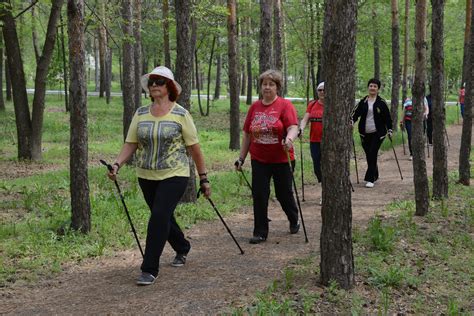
[{"x1": 367, "y1": 217, "x2": 396, "y2": 252}]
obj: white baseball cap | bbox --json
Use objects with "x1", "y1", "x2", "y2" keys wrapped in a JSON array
[
  {"x1": 317, "y1": 82, "x2": 325, "y2": 90},
  {"x1": 140, "y1": 66, "x2": 182, "y2": 95}
]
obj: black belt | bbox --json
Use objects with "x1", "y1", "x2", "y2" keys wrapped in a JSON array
[{"x1": 310, "y1": 118, "x2": 322, "y2": 122}]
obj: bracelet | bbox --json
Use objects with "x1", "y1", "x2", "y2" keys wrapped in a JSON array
[
  {"x1": 198, "y1": 172, "x2": 207, "y2": 177},
  {"x1": 113, "y1": 162, "x2": 120, "y2": 169},
  {"x1": 199, "y1": 178, "x2": 210, "y2": 185}
]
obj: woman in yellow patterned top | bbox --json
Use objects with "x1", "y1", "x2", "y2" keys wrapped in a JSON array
[{"x1": 108, "y1": 66, "x2": 211, "y2": 286}]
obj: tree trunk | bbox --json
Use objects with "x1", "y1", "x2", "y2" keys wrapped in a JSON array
[
  {"x1": 309, "y1": 1, "x2": 317, "y2": 99},
  {"x1": 98, "y1": 2, "x2": 106, "y2": 98},
  {"x1": 273, "y1": 0, "x2": 283, "y2": 71},
  {"x1": 412, "y1": 0, "x2": 430, "y2": 216},
  {"x1": 0, "y1": 35, "x2": 5, "y2": 112},
  {"x1": 320, "y1": 0, "x2": 357, "y2": 290},
  {"x1": 122, "y1": 0, "x2": 135, "y2": 141},
  {"x1": 459, "y1": 1, "x2": 474, "y2": 185},
  {"x1": 30, "y1": 0, "x2": 64, "y2": 161},
  {"x1": 68, "y1": 0, "x2": 91, "y2": 233},
  {"x1": 60, "y1": 12, "x2": 69, "y2": 112},
  {"x1": 373, "y1": 6, "x2": 380, "y2": 80},
  {"x1": 206, "y1": 35, "x2": 216, "y2": 115},
  {"x1": 31, "y1": 2, "x2": 41, "y2": 64},
  {"x1": 391, "y1": 0, "x2": 400, "y2": 131},
  {"x1": 175, "y1": 0, "x2": 193, "y2": 109},
  {"x1": 462, "y1": 0, "x2": 472, "y2": 85},
  {"x1": 94, "y1": 37, "x2": 99, "y2": 92},
  {"x1": 402, "y1": 0, "x2": 409, "y2": 104},
  {"x1": 431, "y1": 0, "x2": 448, "y2": 198},
  {"x1": 5, "y1": 54, "x2": 12, "y2": 101},
  {"x1": 1, "y1": 0, "x2": 32, "y2": 159},
  {"x1": 105, "y1": 46, "x2": 112, "y2": 104},
  {"x1": 214, "y1": 51, "x2": 221, "y2": 100},
  {"x1": 163, "y1": 0, "x2": 171, "y2": 68},
  {"x1": 228, "y1": 0, "x2": 240, "y2": 150},
  {"x1": 134, "y1": 0, "x2": 142, "y2": 109},
  {"x1": 246, "y1": 16, "x2": 252, "y2": 105},
  {"x1": 259, "y1": 0, "x2": 272, "y2": 75},
  {"x1": 175, "y1": 0, "x2": 196, "y2": 203}
]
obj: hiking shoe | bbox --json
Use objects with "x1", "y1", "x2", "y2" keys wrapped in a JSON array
[
  {"x1": 171, "y1": 254, "x2": 187, "y2": 267},
  {"x1": 249, "y1": 236, "x2": 266, "y2": 244},
  {"x1": 136, "y1": 272, "x2": 156, "y2": 286},
  {"x1": 319, "y1": 197, "x2": 322, "y2": 206},
  {"x1": 409, "y1": 156, "x2": 413, "y2": 161},
  {"x1": 290, "y1": 223, "x2": 300, "y2": 234},
  {"x1": 365, "y1": 182, "x2": 374, "y2": 188}
]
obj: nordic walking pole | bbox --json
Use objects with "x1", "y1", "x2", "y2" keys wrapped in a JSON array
[
  {"x1": 299, "y1": 136, "x2": 305, "y2": 201},
  {"x1": 285, "y1": 150, "x2": 309, "y2": 243},
  {"x1": 387, "y1": 136, "x2": 403, "y2": 180},
  {"x1": 352, "y1": 137, "x2": 359, "y2": 184},
  {"x1": 234, "y1": 161, "x2": 252, "y2": 192},
  {"x1": 100, "y1": 160, "x2": 144, "y2": 258},
  {"x1": 197, "y1": 188, "x2": 244, "y2": 255}
]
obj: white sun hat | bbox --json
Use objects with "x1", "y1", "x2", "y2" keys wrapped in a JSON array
[
  {"x1": 140, "y1": 66, "x2": 182, "y2": 95},
  {"x1": 317, "y1": 82, "x2": 325, "y2": 90}
]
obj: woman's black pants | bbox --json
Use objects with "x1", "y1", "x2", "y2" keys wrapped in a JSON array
[
  {"x1": 138, "y1": 176, "x2": 190, "y2": 277},
  {"x1": 361, "y1": 133, "x2": 384, "y2": 183},
  {"x1": 250, "y1": 159, "x2": 299, "y2": 239}
]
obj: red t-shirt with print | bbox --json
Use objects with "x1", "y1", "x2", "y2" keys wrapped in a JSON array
[
  {"x1": 306, "y1": 100, "x2": 324, "y2": 142},
  {"x1": 243, "y1": 97, "x2": 298, "y2": 163}
]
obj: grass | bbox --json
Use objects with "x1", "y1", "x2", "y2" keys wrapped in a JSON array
[{"x1": 231, "y1": 167, "x2": 474, "y2": 315}]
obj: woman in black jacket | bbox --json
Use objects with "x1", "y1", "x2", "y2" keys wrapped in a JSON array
[{"x1": 352, "y1": 78, "x2": 393, "y2": 188}]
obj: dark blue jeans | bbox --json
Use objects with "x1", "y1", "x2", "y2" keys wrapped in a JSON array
[
  {"x1": 360, "y1": 133, "x2": 384, "y2": 183},
  {"x1": 138, "y1": 176, "x2": 191, "y2": 277},
  {"x1": 404, "y1": 120, "x2": 413, "y2": 156},
  {"x1": 251, "y1": 159, "x2": 298, "y2": 238},
  {"x1": 310, "y1": 142, "x2": 322, "y2": 183}
]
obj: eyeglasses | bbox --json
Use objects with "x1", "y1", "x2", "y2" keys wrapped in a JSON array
[
  {"x1": 317, "y1": 89, "x2": 324, "y2": 92},
  {"x1": 148, "y1": 77, "x2": 168, "y2": 87}
]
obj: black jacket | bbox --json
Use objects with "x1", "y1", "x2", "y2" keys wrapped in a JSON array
[{"x1": 352, "y1": 95, "x2": 392, "y2": 138}]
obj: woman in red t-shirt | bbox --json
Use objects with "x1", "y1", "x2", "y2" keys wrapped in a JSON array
[
  {"x1": 299, "y1": 82, "x2": 325, "y2": 185},
  {"x1": 235, "y1": 69, "x2": 300, "y2": 244}
]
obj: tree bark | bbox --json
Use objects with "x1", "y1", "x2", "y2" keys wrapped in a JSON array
[
  {"x1": 134, "y1": 0, "x2": 143, "y2": 109},
  {"x1": 206, "y1": 35, "x2": 216, "y2": 115},
  {"x1": 431, "y1": 0, "x2": 449, "y2": 198},
  {"x1": 98, "y1": 2, "x2": 106, "y2": 98},
  {"x1": 59, "y1": 12, "x2": 69, "y2": 112},
  {"x1": 459, "y1": 0, "x2": 474, "y2": 185},
  {"x1": 227, "y1": 0, "x2": 240, "y2": 150},
  {"x1": 402, "y1": 0, "x2": 409, "y2": 104},
  {"x1": 412, "y1": 0, "x2": 430, "y2": 216},
  {"x1": 31, "y1": 2, "x2": 41, "y2": 64},
  {"x1": 68, "y1": 0, "x2": 91, "y2": 233},
  {"x1": 462, "y1": 0, "x2": 472, "y2": 85},
  {"x1": 163, "y1": 0, "x2": 171, "y2": 68},
  {"x1": 0, "y1": 35, "x2": 5, "y2": 112},
  {"x1": 273, "y1": 0, "x2": 283, "y2": 71},
  {"x1": 1, "y1": 0, "x2": 32, "y2": 159},
  {"x1": 175, "y1": 0, "x2": 196, "y2": 203},
  {"x1": 391, "y1": 0, "x2": 400, "y2": 131},
  {"x1": 214, "y1": 51, "x2": 221, "y2": 100},
  {"x1": 246, "y1": 16, "x2": 252, "y2": 105},
  {"x1": 320, "y1": 0, "x2": 357, "y2": 290},
  {"x1": 259, "y1": 0, "x2": 272, "y2": 75},
  {"x1": 30, "y1": 0, "x2": 64, "y2": 160},
  {"x1": 122, "y1": 0, "x2": 135, "y2": 141}
]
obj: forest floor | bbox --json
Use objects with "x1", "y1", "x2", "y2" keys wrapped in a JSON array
[{"x1": 0, "y1": 124, "x2": 469, "y2": 315}]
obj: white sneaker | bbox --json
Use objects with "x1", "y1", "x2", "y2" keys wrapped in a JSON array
[
  {"x1": 365, "y1": 182, "x2": 374, "y2": 188},
  {"x1": 409, "y1": 156, "x2": 413, "y2": 161},
  {"x1": 319, "y1": 197, "x2": 322, "y2": 205}
]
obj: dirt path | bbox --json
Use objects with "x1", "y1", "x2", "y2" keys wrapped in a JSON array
[{"x1": 0, "y1": 125, "x2": 467, "y2": 315}]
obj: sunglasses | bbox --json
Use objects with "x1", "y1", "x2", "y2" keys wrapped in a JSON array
[
  {"x1": 148, "y1": 77, "x2": 168, "y2": 87},
  {"x1": 317, "y1": 89, "x2": 325, "y2": 92}
]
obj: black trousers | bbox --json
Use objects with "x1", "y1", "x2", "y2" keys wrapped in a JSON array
[
  {"x1": 310, "y1": 142, "x2": 322, "y2": 183},
  {"x1": 251, "y1": 159, "x2": 299, "y2": 238},
  {"x1": 138, "y1": 176, "x2": 190, "y2": 277},
  {"x1": 361, "y1": 133, "x2": 384, "y2": 183}
]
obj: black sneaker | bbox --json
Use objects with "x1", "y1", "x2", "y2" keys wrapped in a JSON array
[
  {"x1": 249, "y1": 236, "x2": 266, "y2": 244},
  {"x1": 171, "y1": 254, "x2": 187, "y2": 267},
  {"x1": 136, "y1": 272, "x2": 156, "y2": 286},
  {"x1": 290, "y1": 223, "x2": 300, "y2": 234}
]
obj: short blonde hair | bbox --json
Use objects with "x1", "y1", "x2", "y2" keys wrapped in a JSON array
[{"x1": 258, "y1": 69, "x2": 284, "y2": 96}]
